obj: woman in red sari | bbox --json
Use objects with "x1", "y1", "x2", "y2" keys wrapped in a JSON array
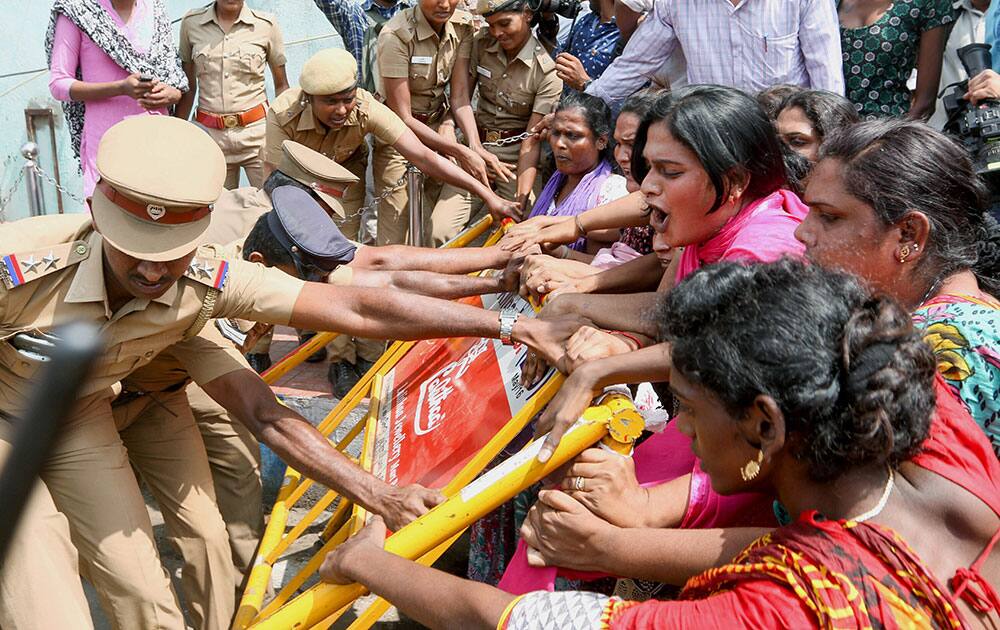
[{"x1": 319, "y1": 259, "x2": 1000, "y2": 628}]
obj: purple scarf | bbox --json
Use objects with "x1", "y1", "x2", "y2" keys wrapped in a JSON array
[{"x1": 528, "y1": 159, "x2": 613, "y2": 250}]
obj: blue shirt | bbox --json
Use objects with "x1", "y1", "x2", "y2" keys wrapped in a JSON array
[
  {"x1": 312, "y1": 0, "x2": 411, "y2": 68},
  {"x1": 555, "y1": 11, "x2": 621, "y2": 83}
]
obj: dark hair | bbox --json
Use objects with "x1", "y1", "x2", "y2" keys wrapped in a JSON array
[
  {"x1": 263, "y1": 169, "x2": 310, "y2": 196},
  {"x1": 632, "y1": 85, "x2": 789, "y2": 213},
  {"x1": 756, "y1": 84, "x2": 804, "y2": 119},
  {"x1": 820, "y1": 119, "x2": 1000, "y2": 295},
  {"x1": 555, "y1": 90, "x2": 613, "y2": 163},
  {"x1": 776, "y1": 90, "x2": 860, "y2": 143},
  {"x1": 242, "y1": 214, "x2": 294, "y2": 268},
  {"x1": 658, "y1": 259, "x2": 936, "y2": 482},
  {"x1": 618, "y1": 88, "x2": 664, "y2": 121}
]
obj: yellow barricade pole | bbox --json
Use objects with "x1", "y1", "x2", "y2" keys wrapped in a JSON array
[{"x1": 250, "y1": 393, "x2": 643, "y2": 629}]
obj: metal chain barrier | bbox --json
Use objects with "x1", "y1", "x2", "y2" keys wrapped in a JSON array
[
  {"x1": 340, "y1": 163, "x2": 415, "y2": 222},
  {"x1": 30, "y1": 163, "x2": 84, "y2": 207},
  {"x1": 0, "y1": 169, "x2": 25, "y2": 218},
  {"x1": 481, "y1": 131, "x2": 537, "y2": 148}
]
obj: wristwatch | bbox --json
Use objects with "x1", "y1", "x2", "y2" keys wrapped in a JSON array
[{"x1": 499, "y1": 308, "x2": 520, "y2": 346}]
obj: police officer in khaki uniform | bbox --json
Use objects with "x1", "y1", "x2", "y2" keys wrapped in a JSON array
[
  {"x1": 379, "y1": 0, "x2": 518, "y2": 246},
  {"x1": 456, "y1": 0, "x2": 562, "y2": 214},
  {"x1": 264, "y1": 48, "x2": 517, "y2": 246},
  {"x1": 176, "y1": 1, "x2": 289, "y2": 189},
  {"x1": 0, "y1": 115, "x2": 555, "y2": 630}
]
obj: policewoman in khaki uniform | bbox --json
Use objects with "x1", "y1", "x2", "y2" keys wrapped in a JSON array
[
  {"x1": 454, "y1": 0, "x2": 562, "y2": 214},
  {"x1": 0, "y1": 115, "x2": 545, "y2": 630},
  {"x1": 176, "y1": 0, "x2": 289, "y2": 189},
  {"x1": 264, "y1": 48, "x2": 517, "y2": 247},
  {"x1": 378, "y1": 0, "x2": 519, "y2": 245}
]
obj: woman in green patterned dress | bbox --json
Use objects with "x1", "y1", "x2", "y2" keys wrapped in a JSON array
[{"x1": 839, "y1": 0, "x2": 955, "y2": 119}]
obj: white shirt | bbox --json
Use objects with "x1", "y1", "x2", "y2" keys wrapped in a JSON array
[
  {"x1": 587, "y1": 0, "x2": 845, "y2": 107},
  {"x1": 930, "y1": 0, "x2": 987, "y2": 129}
]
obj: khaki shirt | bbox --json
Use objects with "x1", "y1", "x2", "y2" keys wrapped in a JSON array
[
  {"x1": 377, "y1": 6, "x2": 474, "y2": 115},
  {"x1": 121, "y1": 323, "x2": 248, "y2": 394},
  {"x1": 208, "y1": 187, "x2": 272, "y2": 245},
  {"x1": 179, "y1": 3, "x2": 286, "y2": 114},
  {"x1": 264, "y1": 88, "x2": 407, "y2": 168},
  {"x1": 472, "y1": 31, "x2": 562, "y2": 131},
  {"x1": 0, "y1": 214, "x2": 304, "y2": 414}
]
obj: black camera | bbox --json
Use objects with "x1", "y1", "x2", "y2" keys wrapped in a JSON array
[
  {"x1": 942, "y1": 43, "x2": 1000, "y2": 179},
  {"x1": 527, "y1": 0, "x2": 581, "y2": 20}
]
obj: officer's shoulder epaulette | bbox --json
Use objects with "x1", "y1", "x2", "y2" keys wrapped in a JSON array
[
  {"x1": 536, "y1": 45, "x2": 555, "y2": 73},
  {"x1": 183, "y1": 4, "x2": 210, "y2": 19},
  {"x1": 248, "y1": 7, "x2": 277, "y2": 25},
  {"x1": 271, "y1": 88, "x2": 306, "y2": 120},
  {"x1": 183, "y1": 246, "x2": 230, "y2": 291},
  {"x1": 452, "y1": 10, "x2": 474, "y2": 26},
  {"x1": 0, "y1": 240, "x2": 90, "y2": 290}
]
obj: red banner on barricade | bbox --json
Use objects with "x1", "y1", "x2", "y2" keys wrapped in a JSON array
[{"x1": 370, "y1": 291, "x2": 548, "y2": 489}]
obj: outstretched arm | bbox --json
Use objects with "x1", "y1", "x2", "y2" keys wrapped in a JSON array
[
  {"x1": 352, "y1": 242, "x2": 513, "y2": 273},
  {"x1": 347, "y1": 268, "x2": 507, "y2": 300},
  {"x1": 201, "y1": 367, "x2": 443, "y2": 530},
  {"x1": 285, "y1": 282, "x2": 571, "y2": 364},
  {"x1": 394, "y1": 129, "x2": 521, "y2": 221},
  {"x1": 321, "y1": 518, "x2": 514, "y2": 630}
]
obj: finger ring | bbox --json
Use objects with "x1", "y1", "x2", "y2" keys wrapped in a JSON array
[{"x1": 573, "y1": 476, "x2": 585, "y2": 492}]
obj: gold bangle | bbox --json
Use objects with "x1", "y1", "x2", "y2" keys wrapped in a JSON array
[{"x1": 574, "y1": 214, "x2": 586, "y2": 236}]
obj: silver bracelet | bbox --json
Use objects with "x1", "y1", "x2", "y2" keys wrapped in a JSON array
[{"x1": 499, "y1": 308, "x2": 519, "y2": 345}]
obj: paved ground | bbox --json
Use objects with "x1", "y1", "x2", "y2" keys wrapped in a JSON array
[{"x1": 85, "y1": 327, "x2": 467, "y2": 629}]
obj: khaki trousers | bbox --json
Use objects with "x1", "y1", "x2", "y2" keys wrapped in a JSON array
[
  {"x1": 0, "y1": 393, "x2": 186, "y2": 630},
  {"x1": 199, "y1": 119, "x2": 266, "y2": 190},
  {"x1": 187, "y1": 383, "x2": 263, "y2": 579},
  {"x1": 115, "y1": 389, "x2": 236, "y2": 630},
  {"x1": 469, "y1": 141, "x2": 527, "y2": 224}
]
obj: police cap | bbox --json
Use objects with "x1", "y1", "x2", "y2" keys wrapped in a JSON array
[
  {"x1": 300, "y1": 49, "x2": 358, "y2": 96},
  {"x1": 278, "y1": 141, "x2": 359, "y2": 217},
  {"x1": 268, "y1": 186, "x2": 357, "y2": 271},
  {"x1": 92, "y1": 116, "x2": 226, "y2": 262}
]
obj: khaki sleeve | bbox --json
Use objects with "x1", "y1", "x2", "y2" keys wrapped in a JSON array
[
  {"x1": 178, "y1": 17, "x2": 194, "y2": 63},
  {"x1": 267, "y1": 19, "x2": 287, "y2": 67},
  {"x1": 533, "y1": 69, "x2": 563, "y2": 116},
  {"x1": 457, "y1": 27, "x2": 473, "y2": 60},
  {"x1": 166, "y1": 325, "x2": 251, "y2": 386},
  {"x1": 212, "y1": 258, "x2": 306, "y2": 325},
  {"x1": 326, "y1": 264, "x2": 354, "y2": 286},
  {"x1": 367, "y1": 99, "x2": 408, "y2": 145},
  {"x1": 263, "y1": 109, "x2": 291, "y2": 165},
  {"x1": 378, "y1": 30, "x2": 412, "y2": 79}
]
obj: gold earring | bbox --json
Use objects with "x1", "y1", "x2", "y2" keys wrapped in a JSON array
[
  {"x1": 741, "y1": 449, "x2": 764, "y2": 482},
  {"x1": 897, "y1": 245, "x2": 911, "y2": 263}
]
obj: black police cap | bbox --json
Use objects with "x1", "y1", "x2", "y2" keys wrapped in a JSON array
[{"x1": 268, "y1": 185, "x2": 357, "y2": 271}]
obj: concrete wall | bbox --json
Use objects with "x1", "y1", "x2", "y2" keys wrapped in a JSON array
[{"x1": 0, "y1": 0, "x2": 344, "y2": 221}]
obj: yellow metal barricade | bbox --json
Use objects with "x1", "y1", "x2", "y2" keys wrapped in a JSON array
[
  {"x1": 250, "y1": 394, "x2": 643, "y2": 629},
  {"x1": 233, "y1": 216, "x2": 499, "y2": 628}
]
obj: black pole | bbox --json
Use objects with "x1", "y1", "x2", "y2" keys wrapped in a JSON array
[{"x1": 0, "y1": 322, "x2": 102, "y2": 564}]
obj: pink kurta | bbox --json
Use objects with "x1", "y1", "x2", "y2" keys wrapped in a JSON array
[{"x1": 48, "y1": 0, "x2": 166, "y2": 198}]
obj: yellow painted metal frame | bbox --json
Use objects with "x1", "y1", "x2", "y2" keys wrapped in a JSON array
[
  {"x1": 250, "y1": 394, "x2": 643, "y2": 629},
  {"x1": 234, "y1": 216, "x2": 500, "y2": 628}
]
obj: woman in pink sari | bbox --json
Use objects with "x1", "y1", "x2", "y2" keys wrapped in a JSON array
[{"x1": 46, "y1": 0, "x2": 188, "y2": 198}]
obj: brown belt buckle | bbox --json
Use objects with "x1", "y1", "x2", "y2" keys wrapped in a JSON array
[
  {"x1": 222, "y1": 114, "x2": 240, "y2": 129},
  {"x1": 485, "y1": 130, "x2": 501, "y2": 143}
]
